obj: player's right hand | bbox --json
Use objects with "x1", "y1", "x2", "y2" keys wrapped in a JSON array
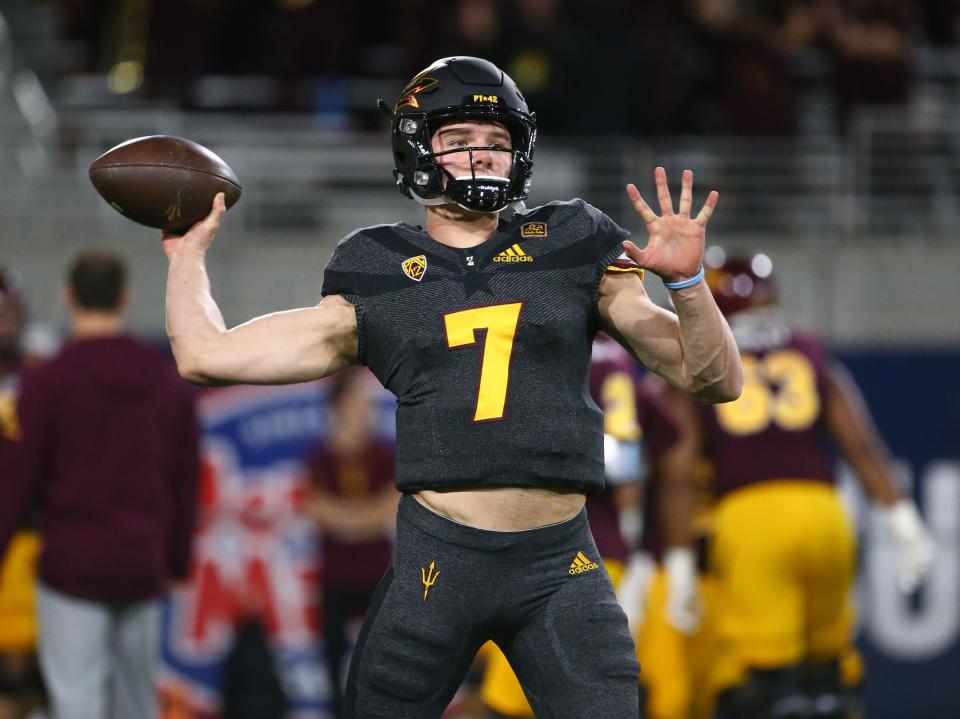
[
  {"x1": 161, "y1": 192, "x2": 227, "y2": 261},
  {"x1": 664, "y1": 547, "x2": 703, "y2": 635},
  {"x1": 617, "y1": 552, "x2": 654, "y2": 635}
]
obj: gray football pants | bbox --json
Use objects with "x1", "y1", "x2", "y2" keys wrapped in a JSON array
[
  {"x1": 344, "y1": 494, "x2": 640, "y2": 718},
  {"x1": 37, "y1": 583, "x2": 160, "y2": 719}
]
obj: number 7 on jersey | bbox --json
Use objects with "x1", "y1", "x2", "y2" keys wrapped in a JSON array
[{"x1": 444, "y1": 303, "x2": 523, "y2": 422}]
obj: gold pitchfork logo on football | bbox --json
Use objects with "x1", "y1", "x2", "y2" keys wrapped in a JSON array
[
  {"x1": 402, "y1": 255, "x2": 427, "y2": 282},
  {"x1": 165, "y1": 191, "x2": 183, "y2": 223},
  {"x1": 421, "y1": 560, "x2": 440, "y2": 601}
]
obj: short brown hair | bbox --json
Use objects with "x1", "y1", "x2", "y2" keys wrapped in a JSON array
[{"x1": 67, "y1": 248, "x2": 127, "y2": 311}]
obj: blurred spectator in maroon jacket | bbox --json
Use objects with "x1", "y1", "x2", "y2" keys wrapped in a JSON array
[
  {"x1": 436, "y1": 0, "x2": 505, "y2": 66},
  {"x1": 0, "y1": 249, "x2": 201, "y2": 719},
  {"x1": 687, "y1": 0, "x2": 821, "y2": 135},
  {"x1": 821, "y1": 0, "x2": 912, "y2": 131},
  {"x1": 306, "y1": 368, "x2": 398, "y2": 718}
]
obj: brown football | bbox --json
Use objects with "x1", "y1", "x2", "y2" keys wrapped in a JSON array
[{"x1": 89, "y1": 135, "x2": 242, "y2": 233}]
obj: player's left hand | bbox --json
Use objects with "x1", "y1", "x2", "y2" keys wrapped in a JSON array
[
  {"x1": 623, "y1": 168, "x2": 718, "y2": 284},
  {"x1": 882, "y1": 500, "x2": 936, "y2": 594}
]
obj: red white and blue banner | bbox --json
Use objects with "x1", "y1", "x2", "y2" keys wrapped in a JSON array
[{"x1": 157, "y1": 381, "x2": 396, "y2": 718}]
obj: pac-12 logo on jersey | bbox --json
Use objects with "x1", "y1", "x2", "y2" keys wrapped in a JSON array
[
  {"x1": 402, "y1": 255, "x2": 427, "y2": 281},
  {"x1": 520, "y1": 222, "x2": 547, "y2": 238}
]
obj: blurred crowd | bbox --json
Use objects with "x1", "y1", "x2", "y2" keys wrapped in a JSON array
[{"x1": 55, "y1": 0, "x2": 960, "y2": 133}]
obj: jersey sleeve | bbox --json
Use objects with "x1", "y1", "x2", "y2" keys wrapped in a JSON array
[
  {"x1": 573, "y1": 200, "x2": 642, "y2": 304},
  {"x1": 605, "y1": 253, "x2": 644, "y2": 280},
  {"x1": 577, "y1": 199, "x2": 632, "y2": 268},
  {"x1": 320, "y1": 231, "x2": 365, "y2": 304},
  {"x1": 320, "y1": 231, "x2": 367, "y2": 364}
]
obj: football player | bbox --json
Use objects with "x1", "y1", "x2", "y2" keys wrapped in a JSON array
[
  {"x1": 161, "y1": 56, "x2": 742, "y2": 718},
  {"x1": 692, "y1": 250, "x2": 935, "y2": 719},
  {"x1": 631, "y1": 374, "x2": 724, "y2": 719},
  {"x1": 0, "y1": 268, "x2": 46, "y2": 719}
]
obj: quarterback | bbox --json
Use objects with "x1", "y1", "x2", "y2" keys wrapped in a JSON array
[{"x1": 163, "y1": 57, "x2": 742, "y2": 718}]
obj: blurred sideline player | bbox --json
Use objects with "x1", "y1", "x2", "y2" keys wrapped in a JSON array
[
  {"x1": 2, "y1": 250, "x2": 200, "y2": 719},
  {"x1": 691, "y1": 250, "x2": 935, "y2": 718},
  {"x1": 627, "y1": 374, "x2": 715, "y2": 719},
  {"x1": 306, "y1": 368, "x2": 399, "y2": 717},
  {"x1": 480, "y1": 332, "x2": 691, "y2": 718},
  {"x1": 0, "y1": 268, "x2": 45, "y2": 719}
]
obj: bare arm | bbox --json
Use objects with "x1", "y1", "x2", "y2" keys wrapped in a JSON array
[
  {"x1": 163, "y1": 194, "x2": 358, "y2": 385},
  {"x1": 824, "y1": 363, "x2": 900, "y2": 506},
  {"x1": 655, "y1": 386, "x2": 701, "y2": 549},
  {"x1": 599, "y1": 274, "x2": 740, "y2": 403},
  {"x1": 825, "y1": 362, "x2": 935, "y2": 592},
  {"x1": 308, "y1": 486, "x2": 400, "y2": 542},
  {"x1": 599, "y1": 168, "x2": 742, "y2": 402}
]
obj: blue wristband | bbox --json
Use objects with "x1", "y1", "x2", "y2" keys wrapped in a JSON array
[{"x1": 663, "y1": 264, "x2": 705, "y2": 290}]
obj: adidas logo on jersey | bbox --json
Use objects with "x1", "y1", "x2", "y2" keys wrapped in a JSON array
[
  {"x1": 568, "y1": 551, "x2": 599, "y2": 575},
  {"x1": 493, "y1": 244, "x2": 533, "y2": 263}
]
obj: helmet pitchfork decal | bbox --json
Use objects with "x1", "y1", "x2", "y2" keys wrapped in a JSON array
[{"x1": 395, "y1": 76, "x2": 439, "y2": 111}]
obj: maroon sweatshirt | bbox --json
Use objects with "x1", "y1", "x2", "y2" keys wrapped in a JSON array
[{"x1": 0, "y1": 334, "x2": 200, "y2": 603}]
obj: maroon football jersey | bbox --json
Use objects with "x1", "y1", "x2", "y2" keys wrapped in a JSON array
[
  {"x1": 587, "y1": 336, "x2": 681, "y2": 561},
  {"x1": 698, "y1": 324, "x2": 835, "y2": 500},
  {"x1": 309, "y1": 441, "x2": 395, "y2": 588}
]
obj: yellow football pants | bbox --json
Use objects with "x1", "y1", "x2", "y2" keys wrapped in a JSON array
[
  {"x1": 631, "y1": 568, "x2": 721, "y2": 719},
  {"x1": 0, "y1": 531, "x2": 41, "y2": 652},
  {"x1": 708, "y1": 481, "x2": 858, "y2": 693}
]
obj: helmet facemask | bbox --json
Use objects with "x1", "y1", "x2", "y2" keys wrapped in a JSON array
[
  {"x1": 393, "y1": 108, "x2": 536, "y2": 214},
  {"x1": 429, "y1": 143, "x2": 531, "y2": 214}
]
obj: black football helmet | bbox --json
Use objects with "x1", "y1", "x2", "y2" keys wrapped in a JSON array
[{"x1": 380, "y1": 56, "x2": 537, "y2": 214}]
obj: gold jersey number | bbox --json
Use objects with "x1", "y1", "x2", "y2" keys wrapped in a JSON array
[
  {"x1": 715, "y1": 349, "x2": 821, "y2": 436},
  {"x1": 600, "y1": 371, "x2": 642, "y2": 442},
  {"x1": 444, "y1": 303, "x2": 523, "y2": 422},
  {"x1": 0, "y1": 390, "x2": 21, "y2": 442}
]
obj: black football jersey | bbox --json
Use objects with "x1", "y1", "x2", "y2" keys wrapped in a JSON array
[{"x1": 321, "y1": 199, "x2": 634, "y2": 494}]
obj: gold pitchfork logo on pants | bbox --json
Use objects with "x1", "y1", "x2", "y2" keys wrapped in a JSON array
[{"x1": 421, "y1": 560, "x2": 440, "y2": 601}]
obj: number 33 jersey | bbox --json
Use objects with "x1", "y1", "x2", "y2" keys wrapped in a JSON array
[
  {"x1": 696, "y1": 313, "x2": 837, "y2": 499},
  {"x1": 321, "y1": 199, "x2": 637, "y2": 495}
]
